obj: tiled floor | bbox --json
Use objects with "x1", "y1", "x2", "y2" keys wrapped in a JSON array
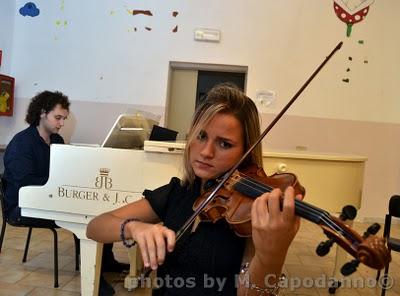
[{"x1": 0, "y1": 217, "x2": 399, "y2": 296}]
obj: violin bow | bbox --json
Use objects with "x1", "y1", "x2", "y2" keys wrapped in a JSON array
[{"x1": 175, "y1": 41, "x2": 343, "y2": 241}]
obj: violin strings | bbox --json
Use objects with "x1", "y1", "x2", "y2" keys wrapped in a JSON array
[
  {"x1": 236, "y1": 175, "x2": 325, "y2": 222},
  {"x1": 241, "y1": 175, "x2": 359, "y2": 244},
  {"x1": 235, "y1": 174, "x2": 358, "y2": 244},
  {"x1": 238, "y1": 175, "x2": 349, "y2": 237},
  {"x1": 238, "y1": 175, "x2": 354, "y2": 242}
]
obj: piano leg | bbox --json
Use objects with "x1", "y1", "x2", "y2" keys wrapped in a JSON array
[
  {"x1": 56, "y1": 221, "x2": 102, "y2": 296},
  {"x1": 81, "y1": 239, "x2": 103, "y2": 296},
  {"x1": 124, "y1": 245, "x2": 143, "y2": 291}
]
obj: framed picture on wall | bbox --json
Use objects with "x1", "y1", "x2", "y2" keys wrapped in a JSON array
[{"x1": 0, "y1": 74, "x2": 15, "y2": 116}]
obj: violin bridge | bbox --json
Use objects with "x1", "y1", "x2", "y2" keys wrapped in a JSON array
[{"x1": 191, "y1": 216, "x2": 201, "y2": 233}]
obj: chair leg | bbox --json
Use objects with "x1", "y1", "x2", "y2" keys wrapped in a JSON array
[
  {"x1": 22, "y1": 227, "x2": 33, "y2": 263},
  {"x1": 73, "y1": 233, "x2": 80, "y2": 271},
  {"x1": 0, "y1": 219, "x2": 6, "y2": 253},
  {"x1": 50, "y1": 228, "x2": 59, "y2": 288},
  {"x1": 381, "y1": 263, "x2": 391, "y2": 296}
]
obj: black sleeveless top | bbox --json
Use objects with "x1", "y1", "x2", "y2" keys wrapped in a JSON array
[{"x1": 144, "y1": 177, "x2": 246, "y2": 296}]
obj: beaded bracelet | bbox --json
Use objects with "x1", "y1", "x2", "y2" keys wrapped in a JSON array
[
  {"x1": 240, "y1": 262, "x2": 286, "y2": 296},
  {"x1": 120, "y1": 218, "x2": 140, "y2": 248}
]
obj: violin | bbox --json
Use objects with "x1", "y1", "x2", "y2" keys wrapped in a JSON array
[{"x1": 192, "y1": 164, "x2": 390, "y2": 270}]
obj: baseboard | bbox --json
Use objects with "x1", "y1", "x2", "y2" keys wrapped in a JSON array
[{"x1": 357, "y1": 216, "x2": 400, "y2": 224}]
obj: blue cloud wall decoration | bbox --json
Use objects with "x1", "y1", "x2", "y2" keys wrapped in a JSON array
[{"x1": 19, "y1": 2, "x2": 40, "y2": 17}]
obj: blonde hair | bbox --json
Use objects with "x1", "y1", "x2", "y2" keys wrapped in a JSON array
[{"x1": 182, "y1": 83, "x2": 262, "y2": 186}]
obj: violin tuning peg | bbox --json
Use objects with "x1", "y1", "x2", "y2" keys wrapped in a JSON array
[
  {"x1": 363, "y1": 223, "x2": 380, "y2": 237},
  {"x1": 316, "y1": 238, "x2": 334, "y2": 256},
  {"x1": 341, "y1": 259, "x2": 360, "y2": 276},
  {"x1": 339, "y1": 205, "x2": 357, "y2": 221}
]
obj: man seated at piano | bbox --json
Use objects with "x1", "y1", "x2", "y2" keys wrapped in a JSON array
[
  {"x1": 2, "y1": 90, "x2": 128, "y2": 296},
  {"x1": 87, "y1": 83, "x2": 303, "y2": 296}
]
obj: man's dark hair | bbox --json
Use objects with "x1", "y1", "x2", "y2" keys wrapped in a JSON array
[{"x1": 25, "y1": 91, "x2": 70, "y2": 126}]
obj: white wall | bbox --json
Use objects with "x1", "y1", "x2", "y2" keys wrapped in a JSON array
[
  {"x1": 6, "y1": 0, "x2": 400, "y2": 122},
  {"x1": 0, "y1": 0, "x2": 15, "y2": 75}
]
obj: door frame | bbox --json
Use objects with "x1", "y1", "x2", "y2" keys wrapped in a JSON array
[{"x1": 165, "y1": 61, "x2": 248, "y2": 138}]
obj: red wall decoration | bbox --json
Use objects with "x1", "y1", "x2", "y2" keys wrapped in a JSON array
[
  {"x1": 0, "y1": 74, "x2": 15, "y2": 116},
  {"x1": 333, "y1": 0, "x2": 375, "y2": 37}
]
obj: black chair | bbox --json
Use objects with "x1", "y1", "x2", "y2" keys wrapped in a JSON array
[
  {"x1": 377, "y1": 195, "x2": 400, "y2": 296},
  {"x1": 0, "y1": 176, "x2": 80, "y2": 288}
]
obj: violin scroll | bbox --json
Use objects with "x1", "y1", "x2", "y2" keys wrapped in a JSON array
[
  {"x1": 357, "y1": 236, "x2": 391, "y2": 270},
  {"x1": 322, "y1": 217, "x2": 390, "y2": 270}
]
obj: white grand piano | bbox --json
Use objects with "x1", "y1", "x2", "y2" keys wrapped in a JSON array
[{"x1": 19, "y1": 143, "x2": 184, "y2": 295}]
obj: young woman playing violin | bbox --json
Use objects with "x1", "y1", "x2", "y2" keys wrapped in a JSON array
[{"x1": 87, "y1": 83, "x2": 304, "y2": 296}]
